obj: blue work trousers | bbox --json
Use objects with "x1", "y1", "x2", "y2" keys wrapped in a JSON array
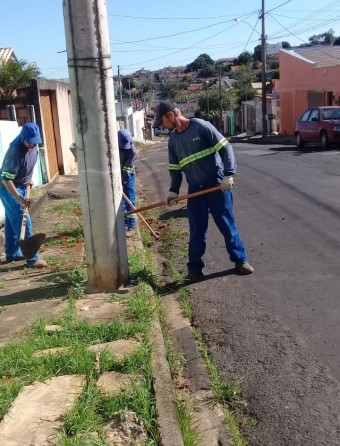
[
  {"x1": 0, "y1": 185, "x2": 39, "y2": 264},
  {"x1": 123, "y1": 174, "x2": 136, "y2": 229},
  {"x1": 187, "y1": 185, "x2": 247, "y2": 273}
]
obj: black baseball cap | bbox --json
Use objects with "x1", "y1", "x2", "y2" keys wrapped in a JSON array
[{"x1": 153, "y1": 101, "x2": 176, "y2": 128}]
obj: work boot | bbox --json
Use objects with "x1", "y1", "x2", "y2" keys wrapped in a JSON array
[
  {"x1": 186, "y1": 270, "x2": 204, "y2": 283},
  {"x1": 235, "y1": 262, "x2": 254, "y2": 275},
  {"x1": 126, "y1": 227, "x2": 136, "y2": 238},
  {"x1": 29, "y1": 259, "x2": 48, "y2": 268},
  {"x1": 5, "y1": 255, "x2": 25, "y2": 263}
]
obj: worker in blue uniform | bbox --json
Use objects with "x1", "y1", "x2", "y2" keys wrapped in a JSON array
[
  {"x1": 153, "y1": 101, "x2": 254, "y2": 282},
  {"x1": 118, "y1": 128, "x2": 137, "y2": 235},
  {"x1": 0, "y1": 123, "x2": 47, "y2": 267}
]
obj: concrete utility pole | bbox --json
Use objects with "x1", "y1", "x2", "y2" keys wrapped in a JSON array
[
  {"x1": 218, "y1": 64, "x2": 223, "y2": 134},
  {"x1": 63, "y1": 0, "x2": 128, "y2": 290},
  {"x1": 260, "y1": 0, "x2": 267, "y2": 136},
  {"x1": 117, "y1": 65, "x2": 124, "y2": 126}
]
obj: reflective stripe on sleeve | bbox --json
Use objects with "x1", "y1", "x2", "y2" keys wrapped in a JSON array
[
  {"x1": 1, "y1": 171, "x2": 16, "y2": 180},
  {"x1": 169, "y1": 163, "x2": 182, "y2": 171}
]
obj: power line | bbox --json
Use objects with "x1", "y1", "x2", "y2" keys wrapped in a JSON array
[
  {"x1": 268, "y1": 12, "x2": 340, "y2": 63},
  {"x1": 108, "y1": 13, "x2": 244, "y2": 20},
  {"x1": 241, "y1": 19, "x2": 261, "y2": 53},
  {"x1": 110, "y1": 13, "x2": 258, "y2": 46},
  {"x1": 120, "y1": 12, "x2": 259, "y2": 69}
]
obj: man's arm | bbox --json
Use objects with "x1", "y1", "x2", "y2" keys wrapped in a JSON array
[
  {"x1": 2, "y1": 180, "x2": 29, "y2": 208},
  {"x1": 201, "y1": 122, "x2": 237, "y2": 175},
  {"x1": 120, "y1": 146, "x2": 137, "y2": 183},
  {"x1": 168, "y1": 142, "x2": 183, "y2": 194}
]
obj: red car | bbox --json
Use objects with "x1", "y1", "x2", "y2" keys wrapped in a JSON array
[{"x1": 294, "y1": 106, "x2": 340, "y2": 149}]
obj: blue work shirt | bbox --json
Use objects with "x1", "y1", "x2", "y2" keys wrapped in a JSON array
[
  {"x1": 0, "y1": 143, "x2": 38, "y2": 188},
  {"x1": 168, "y1": 118, "x2": 237, "y2": 194}
]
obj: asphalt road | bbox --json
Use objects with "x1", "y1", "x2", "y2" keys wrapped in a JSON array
[{"x1": 137, "y1": 140, "x2": 340, "y2": 446}]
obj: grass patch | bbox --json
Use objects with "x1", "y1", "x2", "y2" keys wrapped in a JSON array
[
  {"x1": 194, "y1": 329, "x2": 248, "y2": 446},
  {"x1": 0, "y1": 248, "x2": 159, "y2": 445},
  {"x1": 128, "y1": 251, "x2": 157, "y2": 288},
  {"x1": 52, "y1": 223, "x2": 84, "y2": 241},
  {"x1": 176, "y1": 393, "x2": 200, "y2": 446},
  {"x1": 46, "y1": 199, "x2": 82, "y2": 218},
  {"x1": 178, "y1": 288, "x2": 192, "y2": 319}
]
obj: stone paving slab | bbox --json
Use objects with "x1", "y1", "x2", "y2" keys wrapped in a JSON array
[
  {"x1": 97, "y1": 371, "x2": 141, "y2": 394},
  {"x1": 34, "y1": 339, "x2": 140, "y2": 360},
  {"x1": 0, "y1": 374, "x2": 85, "y2": 446},
  {"x1": 0, "y1": 299, "x2": 67, "y2": 346},
  {"x1": 88, "y1": 339, "x2": 140, "y2": 360},
  {"x1": 75, "y1": 295, "x2": 126, "y2": 323}
]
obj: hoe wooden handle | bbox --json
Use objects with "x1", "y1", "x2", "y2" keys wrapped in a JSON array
[
  {"x1": 123, "y1": 192, "x2": 159, "y2": 239},
  {"x1": 19, "y1": 185, "x2": 31, "y2": 241},
  {"x1": 124, "y1": 185, "x2": 221, "y2": 216}
]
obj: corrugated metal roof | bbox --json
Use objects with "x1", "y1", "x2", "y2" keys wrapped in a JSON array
[
  {"x1": 0, "y1": 47, "x2": 17, "y2": 62},
  {"x1": 284, "y1": 46, "x2": 340, "y2": 68}
]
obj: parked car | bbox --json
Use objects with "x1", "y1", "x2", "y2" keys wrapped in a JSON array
[
  {"x1": 294, "y1": 106, "x2": 340, "y2": 149},
  {"x1": 154, "y1": 126, "x2": 171, "y2": 136}
]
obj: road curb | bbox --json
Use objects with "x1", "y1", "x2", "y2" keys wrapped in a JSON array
[
  {"x1": 131, "y1": 227, "x2": 184, "y2": 445},
  {"x1": 162, "y1": 294, "x2": 232, "y2": 446},
  {"x1": 151, "y1": 308, "x2": 185, "y2": 446}
]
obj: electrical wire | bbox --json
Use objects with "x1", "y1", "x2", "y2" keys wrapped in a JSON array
[
  {"x1": 110, "y1": 12, "x2": 258, "y2": 46},
  {"x1": 268, "y1": 12, "x2": 340, "y2": 63},
  {"x1": 108, "y1": 13, "x2": 245, "y2": 20}
]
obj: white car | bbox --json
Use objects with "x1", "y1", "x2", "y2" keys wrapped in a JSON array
[{"x1": 154, "y1": 127, "x2": 171, "y2": 136}]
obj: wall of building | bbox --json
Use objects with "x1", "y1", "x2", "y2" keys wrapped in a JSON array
[
  {"x1": 280, "y1": 51, "x2": 340, "y2": 134},
  {"x1": 54, "y1": 82, "x2": 77, "y2": 175}
]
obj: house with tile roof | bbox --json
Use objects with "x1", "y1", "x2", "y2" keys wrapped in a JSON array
[
  {"x1": 0, "y1": 47, "x2": 18, "y2": 63},
  {"x1": 279, "y1": 46, "x2": 340, "y2": 135}
]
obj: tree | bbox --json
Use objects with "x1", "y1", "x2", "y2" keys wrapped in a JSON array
[
  {"x1": 198, "y1": 66, "x2": 216, "y2": 78},
  {"x1": 195, "y1": 89, "x2": 237, "y2": 126},
  {"x1": 235, "y1": 51, "x2": 253, "y2": 66},
  {"x1": 121, "y1": 77, "x2": 136, "y2": 90},
  {"x1": 334, "y1": 36, "x2": 340, "y2": 45},
  {"x1": 233, "y1": 64, "x2": 256, "y2": 102},
  {"x1": 160, "y1": 83, "x2": 180, "y2": 99},
  {"x1": 185, "y1": 53, "x2": 214, "y2": 73},
  {"x1": 0, "y1": 59, "x2": 40, "y2": 100},
  {"x1": 253, "y1": 44, "x2": 262, "y2": 62},
  {"x1": 308, "y1": 29, "x2": 335, "y2": 45},
  {"x1": 282, "y1": 41, "x2": 291, "y2": 49}
]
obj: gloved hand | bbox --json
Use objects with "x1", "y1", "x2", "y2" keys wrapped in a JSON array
[
  {"x1": 220, "y1": 176, "x2": 234, "y2": 192},
  {"x1": 166, "y1": 191, "x2": 179, "y2": 206}
]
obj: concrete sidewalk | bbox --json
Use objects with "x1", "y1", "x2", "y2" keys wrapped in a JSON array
[{"x1": 0, "y1": 175, "x2": 230, "y2": 446}]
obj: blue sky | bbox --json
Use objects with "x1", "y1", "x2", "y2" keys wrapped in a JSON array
[{"x1": 1, "y1": 0, "x2": 340, "y2": 79}]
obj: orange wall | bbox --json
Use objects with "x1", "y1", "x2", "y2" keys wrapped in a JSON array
[{"x1": 279, "y1": 50, "x2": 340, "y2": 134}]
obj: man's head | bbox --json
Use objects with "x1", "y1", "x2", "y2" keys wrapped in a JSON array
[
  {"x1": 21, "y1": 123, "x2": 42, "y2": 149},
  {"x1": 153, "y1": 101, "x2": 177, "y2": 129},
  {"x1": 118, "y1": 128, "x2": 133, "y2": 150}
]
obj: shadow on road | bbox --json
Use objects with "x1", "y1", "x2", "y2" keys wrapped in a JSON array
[
  {"x1": 157, "y1": 267, "x2": 235, "y2": 297},
  {"x1": 268, "y1": 146, "x2": 339, "y2": 156}
]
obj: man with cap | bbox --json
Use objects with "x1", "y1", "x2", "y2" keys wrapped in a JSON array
[
  {"x1": 153, "y1": 101, "x2": 254, "y2": 281},
  {"x1": 118, "y1": 128, "x2": 137, "y2": 235},
  {"x1": 0, "y1": 123, "x2": 47, "y2": 267}
]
